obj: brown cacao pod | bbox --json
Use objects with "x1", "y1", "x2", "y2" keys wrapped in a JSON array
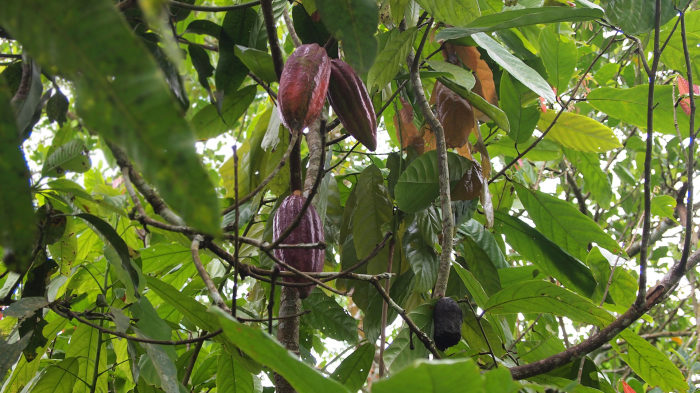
[
  {"x1": 327, "y1": 59, "x2": 377, "y2": 151},
  {"x1": 433, "y1": 81, "x2": 475, "y2": 148},
  {"x1": 433, "y1": 297, "x2": 463, "y2": 351},
  {"x1": 278, "y1": 43, "x2": 331, "y2": 133},
  {"x1": 272, "y1": 192, "x2": 325, "y2": 298}
]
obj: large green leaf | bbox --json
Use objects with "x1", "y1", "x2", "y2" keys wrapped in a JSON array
[
  {"x1": 515, "y1": 183, "x2": 621, "y2": 259},
  {"x1": 302, "y1": 290, "x2": 358, "y2": 343},
  {"x1": 373, "y1": 358, "x2": 518, "y2": 393},
  {"x1": 485, "y1": 280, "x2": 612, "y2": 325},
  {"x1": 427, "y1": 60, "x2": 476, "y2": 91},
  {"x1": 487, "y1": 136, "x2": 562, "y2": 161},
  {"x1": 601, "y1": 0, "x2": 676, "y2": 35},
  {"x1": 587, "y1": 85, "x2": 698, "y2": 136},
  {"x1": 352, "y1": 165, "x2": 393, "y2": 273},
  {"x1": 395, "y1": 151, "x2": 473, "y2": 213},
  {"x1": 472, "y1": 33, "x2": 556, "y2": 103},
  {"x1": 41, "y1": 139, "x2": 91, "y2": 177},
  {"x1": 539, "y1": 26, "x2": 577, "y2": 92},
  {"x1": 216, "y1": 8, "x2": 257, "y2": 96},
  {"x1": 457, "y1": 219, "x2": 507, "y2": 294},
  {"x1": 146, "y1": 276, "x2": 219, "y2": 332},
  {"x1": 564, "y1": 148, "x2": 612, "y2": 207},
  {"x1": 217, "y1": 352, "x2": 256, "y2": 393},
  {"x1": 331, "y1": 343, "x2": 374, "y2": 392},
  {"x1": 382, "y1": 304, "x2": 433, "y2": 372},
  {"x1": 316, "y1": 0, "x2": 378, "y2": 74},
  {"x1": 453, "y1": 264, "x2": 489, "y2": 308},
  {"x1": 29, "y1": 357, "x2": 79, "y2": 393},
  {"x1": 414, "y1": 0, "x2": 481, "y2": 27},
  {"x1": 494, "y1": 211, "x2": 597, "y2": 296},
  {"x1": 539, "y1": 110, "x2": 622, "y2": 152},
  {"x1": 499, "y1": 73, "x2": 539, "y2": 143},
  {"x1": 211, "y1": 308, "x2": 351, "y2": 393},
  {"x1": 191, "y1": 85, "x2": 257, "y2": 140},
  {"x1": 234, "y1": 46, "x2": 277, "y2": 83},
  {"x1": 0, "y1": 82, "x2": 36, "y2": 273},
  {"x1": 403, "y1": 217, "x2": 439, "y2": 292},
  {"x1": 436, "y1": 7, "x2": 604, "y2": 40},
  {"x1": 65, "y1": 324, "x2": 107, "y2": 393},
  {"x1": 0, "y1": 0, "x2": 221, "y2": 234},
  {"x1": 661, "y1": 10, "x2": 700, "y2": 84},
  {"x1": 617, "y1": 330, "x2": 688, "y2": 393},
  {"x1": 75, "y1": 213, "x2": 141, "y2": 300},
  {"x1": 367, "y1": 27, "x2": 418, "y2": 91}
]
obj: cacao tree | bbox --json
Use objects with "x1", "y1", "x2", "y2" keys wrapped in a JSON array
[{"x1": 1, "y1": 0, "x2": 700, "y2": 392}]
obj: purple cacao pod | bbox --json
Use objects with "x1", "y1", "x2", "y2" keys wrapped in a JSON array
[
  {"x1": 272, "y1": 192, "x2": 325, "y2": 298},
  {"x1": 327, "y1": 59, "x2": 377, "y2": 151},
  {"x1": 278, "y1": 43, "x2": 331, "y2": 133}
]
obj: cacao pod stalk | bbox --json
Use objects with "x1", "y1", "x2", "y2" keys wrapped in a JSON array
[
  {"x1": 277, "y1": 43, "x2": 331, "y2": 133},
  {"x1": 327, "y1": 59, "x2": 377, "y2": 151},
  {"x1": 272, "y1": 191, "x2": 325, "y2": 298}
]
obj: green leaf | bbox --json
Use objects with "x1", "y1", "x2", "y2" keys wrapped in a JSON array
[
  {"x1": 427, "y1": 60, "x2": 475, "y2": 91},
  {"x1": 3, "y1": 297, "x2": 49, "y2": 319},
  {"x1": 436, "y1": 7, "x2": 604, "y2": 40},
  {"x1": 494, "y1": 211, "x2": 597, "y2": 297},
  {"x1": 316, "y1": 0, "x2": 378, "y2": 74},
  {"x1": 601, "y1": 0, "x2": 676, "y2": 35},
  {"x1": 515, "y1": 183, "x2": 621, "y2": 260},
  {"x1": 564, "y1": 148, "x2": 612, "y2": 207},
  {"x1": 217, "y1": 352, "x2": 255, "y2": 393},
  {"x1": 499, "y1": 73, "x2": 539, "y2": 143},
  {"x1": 368, "y1": 27, "x2": 417, "y2": 91},
  {"x1": 188, "y1": 44, "x2": 214, "y2": 92},
  {"x1": 485, "y1": 280, "x2": 612, "y2": 325},
  {"x1": 487, "y1": 136, "x2": 562, "y2": 161},
  {"x1": 414, "y1": 0, "x2": 481, "y2": 27},
  {"x1": 29, "y1": 357, "x2": 80, "y2": 393},
  {"x1": 453, "y1": 264, "x2": 489, "y2": 308},
  {"x1": 383, "y1": 304, "x2": 433, "y2": 372},
  {"x1": 0, "y1": 82, "x2": 37, "y2": 273},
  {"x1": 146, "y1": 276, "x2": 219, "y2": 332},
  {"x1": 540, "y1": 110, "x2": 621, "y2": 153},
  {"x1": 234, "y1": 45, "x2": 277, "y2": 83},
  {"x1": 539, "y1": 26, "x2": 577, "y2": 92},
  {"x1": 617, "y1": 330, "x2": 688, "y2": 393},
  {"x1": 140, "y1": 341, "x2": 183, "y2": 393},
  {"x1": 216, "y1": 8, "x2": 257, "y2": 95},
  {"x1": 403, "y1": 217, "x2": 439, "y2": 292},
  {"x1": 373, "y1": 358, "x2": 516, "y2": 393},
  {"x1": 661, "y1": 10, "x2": 700, "y2": 84},
  {"x1": 651, "y1": 195, "x2": 676, "y2": 221},
  {"x1": 191, "y1": 85, "x2": 257, "y2": 140},
  {"x1": 75, "y1": 213, "x2": 141, "y2": 300},
  {"x1": 302, "y1": 290, "x2": 358, "y2": 343},
  {"x1": 0, "y1": 334, "x2": 31, "y2": 378},
  {"x1": 472, "y1": 33, "x2": 556, "y2": 103},
  {"x1": 352, "y1": 165, "x2": 393, "y2": 273},
  {"x1": 46, "y1": 91, "x2": 69, "y2": 126},
  {"x1": 457, "y1": 219, "x2": 507, "y2": 292},
  {"x1": 41, "y1": 139, "x2": 91, "y2": 177},
  {"x1": 438, "y1": 77, "x2": 510, "y2": 131},
  {"x1": 331, "y1": 343, "x2": 374, "y2": 392},
  {"x1": 211, "y1": 307, "x2": 351, "y2": 393},
  {"x1": 587, "y1": 85, "x2": 698, "y2": 136},
  {"x1": 395, "y1": 150, "x2": 473, "y2": 213},
  {"x1": 0, "y1": 0, "x2": 221, "y2": 234},
  {"x1": 65, "y1": 324, "x2": 107, "y2": 393}
]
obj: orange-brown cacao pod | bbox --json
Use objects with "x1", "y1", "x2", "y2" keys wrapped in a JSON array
[
  {"x1": 327, "y1": 59, "x2": 377, "y2": 151},
  {"x1": 272, "y1": 192, "x2": 325, "y2": 298},
  {"x1": 278, "y1": 43, "x2": 331, "y2": 133}
]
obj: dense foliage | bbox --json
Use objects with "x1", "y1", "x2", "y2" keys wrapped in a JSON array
[{"x1": 1, "y1": 0, "x2": 700, "y2": 392}]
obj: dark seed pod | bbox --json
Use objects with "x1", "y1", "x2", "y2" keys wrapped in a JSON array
[
  {"x1": 433, "y1": 297, "x2": 463, "y2": 351},
  {"x1": 278, "y1": 43, "x2": 331, "y2": 133},
  {"x1": 327, "y1": 59, "x2": 377, "y2": 151},
  {"x1": 272, "y1": 191, "x2": 325, "y2": 298}
]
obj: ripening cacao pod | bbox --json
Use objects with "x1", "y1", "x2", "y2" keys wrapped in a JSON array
[
  {"x1": 272, "y1": 191, "x2": 325, "y2": 298},
  {"x1": 278, "y1": 43, "x2": 331, "y2": 133},
  {"x1": 432, "y1": 81, "x2": 475, "y2": 148},
  {"x1": 327, "y1": 59, "x2": 377, "y2": 151},
  {"x1": 433, "y1": 297, "x2": 463, "y2": 351}
]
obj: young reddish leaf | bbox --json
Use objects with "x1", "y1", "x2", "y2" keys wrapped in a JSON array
[
  {"x1": 393, "y1": 97, "x2": 424, "y2": 154},
  {"x1": 621, "y1": 380, "x2": 636, "y2": 393},
  {"x1": 442, "y1": 43, "x2": 498, "y2": 122},
  {"x1": 677, "y1": 76, "x2": 699, "y2": 116},
  {"x1": 432, "y1": 81, "x2": 475, "y2": 148}
]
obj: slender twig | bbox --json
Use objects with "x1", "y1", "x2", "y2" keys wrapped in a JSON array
[
  {"x1": 370, "y1": 278, "x2": 441, "y2": 358},
  {"x1": 378, "y1": 236, "x2": 396, "y2": 377},
  {"x1": 182, "y1": 336, "x2": 205, "y2": 386},
  {"x1": 637, "y1": 0, "x2": 663, "y2": 306},
  {"x1": 192, "y1": 235, "x2": 230, "y2": 312},
  {"x1": 168, "y1": 0, "x2": 260, "y2": 12},
  {"x1": 232, "y1": 146, "x2": 240, "y2": 318},
  {"x1": 468, "y1": 301, "x2": 497, "y2": 366},
  {"x1": 283, "y1": 8, "x2": 301, "y2": 48}
]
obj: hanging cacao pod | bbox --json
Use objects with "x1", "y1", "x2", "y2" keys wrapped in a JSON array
[
  {"x1": 272, "y1": 191, "x2": 325, "y2": 298},
  {"x1": 327, "y1": 59, "x2": 377, "y2": 151},
  {"x1": 278, "y1": 43, "x2": 331, "y2": 133},
  {"x1": 433, "y1": 297, "x2": 463, "y2": 351}
]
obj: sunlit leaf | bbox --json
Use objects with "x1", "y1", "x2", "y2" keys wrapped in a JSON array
[{"x1": 539, "y1": 110, "x2": 622, "y2": 152}]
